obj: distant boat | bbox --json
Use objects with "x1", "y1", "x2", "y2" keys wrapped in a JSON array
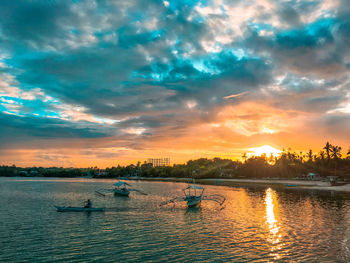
[
  {"x1": 113, "y1": 181, "x2": 130, "y2": 196},
  {"x1": 96, "y1": 180, "x2": 148, "y2": 197},
  {"x1": 160, "y1": 183, "x2": 226, "y2": 208},
  {"x1": 54, "y1": 205, "x2": 105, "y2": 212}
]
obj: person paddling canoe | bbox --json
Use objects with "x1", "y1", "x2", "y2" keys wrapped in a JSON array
[{"x1": 84, "y1": 199, "x2": 92, "y2": 208}]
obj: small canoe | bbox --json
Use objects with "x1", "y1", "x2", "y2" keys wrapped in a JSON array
[{"x1": 55, "y1": 206, "x2": 105, "y2": 212}]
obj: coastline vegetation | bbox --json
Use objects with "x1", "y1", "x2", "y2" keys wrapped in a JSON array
[{"x1": 1, "y1": 142, "x2": 350, "y2": 180}]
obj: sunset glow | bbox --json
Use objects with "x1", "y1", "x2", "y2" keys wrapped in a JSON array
[
  {"x1": 2, "y1": 1, "x2": 350, "y2": 262},
  {"x1": 248, "y1": 145, "x2": 282, "y2": 158},
  {"x1": 0, "y1": 0, "x2": 349, "y2": 167}
]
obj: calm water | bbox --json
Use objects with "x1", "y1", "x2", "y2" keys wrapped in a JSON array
[{"x1": 1, "y1": 177, "x2": 350, "y2": 262}]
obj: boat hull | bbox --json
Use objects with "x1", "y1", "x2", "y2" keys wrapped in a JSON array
[
  {"x1": 55, "y1": 206, "x2": 105, "y2": 212},
  {"x1": 186, "y1": 196, "x2": 202, "y2": 208},
  {"x1": 113, "y1": 189, "x2": 130, "y2": 196}
]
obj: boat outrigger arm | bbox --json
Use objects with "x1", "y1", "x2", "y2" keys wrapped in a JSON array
[
  {"x1": 128, "y1": 188, "x2": 148, "y2": 195},
  {"x1": 201, "y1": 194, "x2": 226, "y2": 206}
]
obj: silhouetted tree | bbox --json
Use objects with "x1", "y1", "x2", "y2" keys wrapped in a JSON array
[
  {"x1": 307, "y1": 149, "x2": 313, "y2": 162},
  {"x1": 324, "y1": 142, "x2": 332, "y2": 160},
  {"x1": 319, "y1": 151, "x2": 325, "y2": 161},
  {"x1": 331, "y1": 145, "x2": 342, "y2": 160}
]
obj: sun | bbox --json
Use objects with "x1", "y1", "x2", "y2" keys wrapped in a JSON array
[{"x1": 248, "y1": 145, "x2": 281, "y2": 157}]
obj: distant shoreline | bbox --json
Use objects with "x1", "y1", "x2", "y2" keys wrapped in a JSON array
[
  {"x1": 2, "y1": 175, "x2": 350, "y2": 193},
  {"x1": 123, "y1": 177, "x2": 350, "y2": 193}
]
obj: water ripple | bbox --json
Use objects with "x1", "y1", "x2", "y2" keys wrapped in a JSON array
[{"x1": 1, "y1": 178, "x2": 350, "y2": 262}]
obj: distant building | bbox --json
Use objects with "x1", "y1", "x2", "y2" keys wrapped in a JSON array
[
  {"x1": 146, "y1": 158, "x2": 170, "y2": 167},
  {"x1": 96, "y1": 169, "x2": 106, "y2": 176}
]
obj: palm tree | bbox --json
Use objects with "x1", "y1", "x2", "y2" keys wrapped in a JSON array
[
  {"x1": 330, "y1": 145, "x2": 342, "y2": 160},
  {"x1": 329, "y1": 145, "x2": 342, "y2": 177},
  {"x1": 319, "y1": 150, "x2": 325, "y2": 161},
  {"x1": 324, "y1": 142, "x2": 332, "y2": 160},
  {"x1": 299, "y1": 151, "x2": 304, "y2": 162},
  {"x1": 307, "y1": 149, "x2": 313, "y2": 162}
]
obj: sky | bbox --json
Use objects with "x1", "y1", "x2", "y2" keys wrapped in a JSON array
[{"x1": 0, "y1": 0, "x2": 350, "y2": 167}]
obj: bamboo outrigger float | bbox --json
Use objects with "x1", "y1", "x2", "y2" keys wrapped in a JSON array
[{"x1": 160, "y1": 183, "x2": 226, "y2": 208}]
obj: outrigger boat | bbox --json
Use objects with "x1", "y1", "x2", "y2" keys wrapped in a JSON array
[
  {"x1": 54, "y1": 206, "x2": 105, "y2": 212},
  {"x1": 113, "y1": 181, "x2": 130, "y2": 196},
  {"x1": 184, "y1": 184, "x2": 204, "y2": 208},
  {"x1": 160, "y1": 183, "x2": 226, "y2": 208},
  {"x1": 96, "y1": 180, "x2": 148, "y2": 197}
]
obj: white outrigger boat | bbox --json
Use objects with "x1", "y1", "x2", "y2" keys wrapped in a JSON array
[
  {"x1": 54, "y1": 206, "x2": 105, "y2": 212},
  {"x1": 160, "y1": 183, "x2": 226, "y2": 208},
  {"x1": 184, "y1": 184, "x2": 204, "y2": 208}
]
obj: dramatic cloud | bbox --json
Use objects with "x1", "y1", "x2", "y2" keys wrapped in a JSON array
[{"x1": 0, "y1": 0, "x2": 349, "y2": 166}]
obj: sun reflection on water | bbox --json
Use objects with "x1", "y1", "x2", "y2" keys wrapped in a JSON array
[{"x1": 265, "y1": 188, "x2": 283, "y2": 260}]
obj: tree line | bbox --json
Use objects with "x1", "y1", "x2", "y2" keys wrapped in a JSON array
[{"x1": 1, "y1": 142, "x2": 350, "y2": 180}]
